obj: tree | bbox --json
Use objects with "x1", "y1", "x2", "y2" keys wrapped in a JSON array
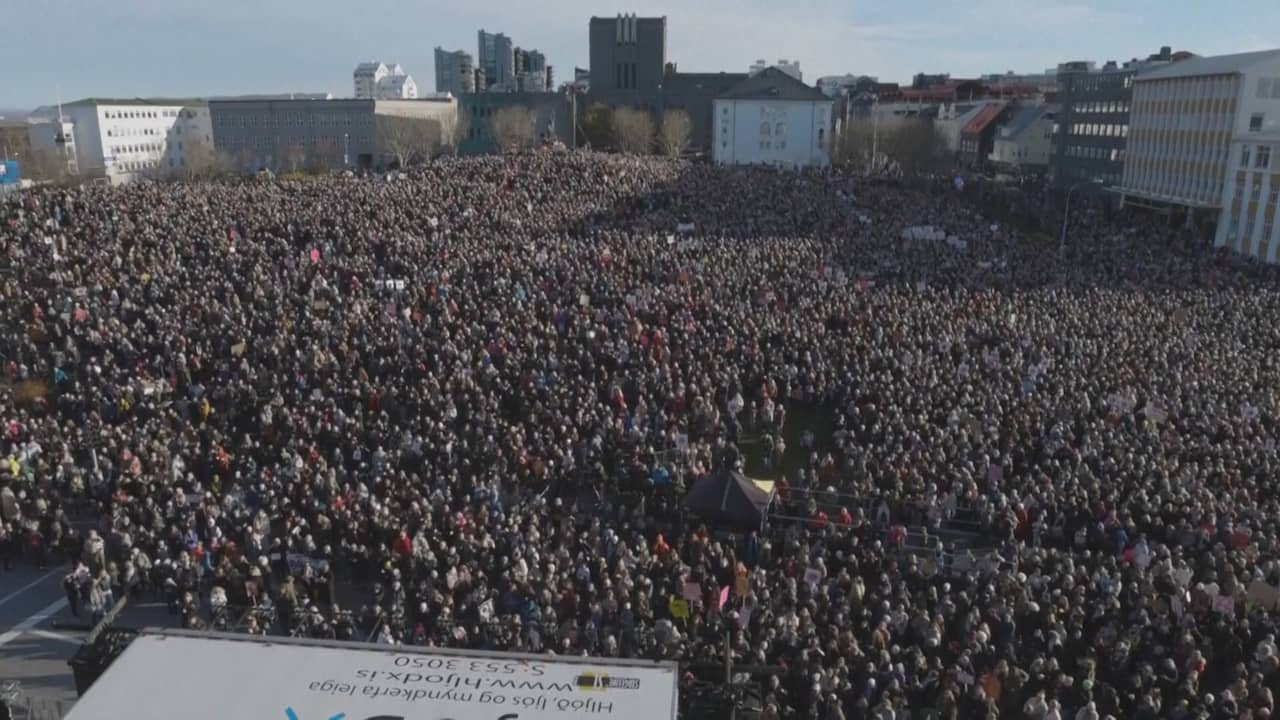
[
  {"x1": 489, "y1": 106, "x2": 536, "y2": 153},
  {"x1": 377, "y1": 115, "x2": 442, "y2": 167},
  {"x1": 311, "y1": 139, "x2": 339, "y2": 172},
  {"x1": 186, "y1": 140, "x2": 230, "y2": 179},
  {"x1": 612, "y1": 108, "x2": 655, "y2": 154},
  {"x1": 581, "y1": 103, "x2": 615, "y2": 150},
  {"x1": 234, "y1": 147, "x2": 255, "y2": 175},
  {"x1": 832, "y1": 117, "x2": 950, "y2": 175},
  {"x1": 23, "y1": 148, "x2": 72, "y2": 184},
  {"x1": 284, "y1": 144, "x2": 306, "y2": 173},
  {"x1": 449, "y1": 111, "x2": 470, "y2": 155},
  {"x1": 658, "y1": 110, "x2": 692, "y2": 158}
]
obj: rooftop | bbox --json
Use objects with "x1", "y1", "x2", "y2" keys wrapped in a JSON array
[
  {"x1": 1137, "y1": 48, "x2": 1280, "y2": 81},
  {"x1": 717, "y1": 67, "x2": 827, "y2": 102},
  {"x1": 999, "y1": 104, "x2": 1053, "y2": 140},
  {"x1": 963, "y1": 101, "x2": 1008, "y2": 135},
  {"x1": 67, "y1": 97, "x2": 208, "y2": 107}
]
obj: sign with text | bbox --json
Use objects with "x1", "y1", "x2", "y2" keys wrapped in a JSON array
[{"x1": 65, "y1": 632, "x2": 678, "y2": 720}]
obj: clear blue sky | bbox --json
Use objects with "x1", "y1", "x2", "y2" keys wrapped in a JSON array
[{"x1": 3, "y1": 0, "x2": 1278, "y2": 109}]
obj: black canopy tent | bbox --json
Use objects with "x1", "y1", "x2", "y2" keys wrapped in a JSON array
[{"x1": 685, "y1": 470, "x2": 776, "y2": 529}]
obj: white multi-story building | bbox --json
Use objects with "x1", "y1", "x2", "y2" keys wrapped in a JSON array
[
  {"x1": 1118, "y1": 49, "x2": 1280, "y2": 260},
  {"x1": 749, "y1": 59, "x2": 802, "y2": 82},
  {"x1": 354, "y1": 62, "x2": 390, "y2": 99},
  {"x1": 354, "y1": 62, "x2": 419, "y2": 100},
  {"x1": 713, "y1": 68, "x2": 833, "y2": 168},
  {"x1": 28, "y1": 99, "x2": 211, "y2": 183}
]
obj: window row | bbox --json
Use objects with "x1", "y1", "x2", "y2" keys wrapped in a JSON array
[
  {"x1": 104, "y1": 109, "x2": 196, "y2": 120},
  {"x1": 111, "y1": 142, "x2": 168, "y2": 156},
  {"x1": 106, "y1": 126, "x2": 166, "y2": 138},
  {"x1": 1240, "y1": 144, "x2": 1273, "y2": 169},
  {"x1": 1073, "y1": 100, "x2": 1129, "y2": 115},
  {"x1": 1065, "y1": 146, "x2": 1124, "y2": 162},
  {"x1": 1071, "y1": 123, "x2": 1128, "y2": 138}
]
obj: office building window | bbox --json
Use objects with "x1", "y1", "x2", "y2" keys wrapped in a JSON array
[
  {"x1": 1257, "y1": 145, "x2": 1271, "y2": 169},
  {"x1": 1250, "y1": 114, "x2": 1264, "y2": 132},
  {"x1": 1242, "y1": 145, "x2": 1252, "y2": 167}
]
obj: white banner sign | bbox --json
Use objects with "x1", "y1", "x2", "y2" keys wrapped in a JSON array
[{"x1": 67, "y1": 633, "x2": 679, "y2": 720}]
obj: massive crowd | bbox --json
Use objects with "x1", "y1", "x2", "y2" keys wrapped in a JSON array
[{"x1": 4, "y1": 152, "x2": 1280, "y2": 720}]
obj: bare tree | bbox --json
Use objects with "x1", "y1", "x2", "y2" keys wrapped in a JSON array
[
  {"x1": 377, "y1": 115, "x2": 442, "y2": 167},
  {"x1": 284, "y1": 144, "x2": 306, "y2": 173},
  {"x1": 450, "y1": 111, "x2": 471, "y2": 155},
  {"x1": 234, "y1": 147, "x2": 255, "y2": 175},
  {"x1": 23, "y1": 148, "x2": 72, "y2": 184},
  {"x1": 658, "y1": 110, "x2": 692, "y2": 158},
  {"x1": 581, "y1": 103, "x2": 615, "y2": 150},
  {"x1": 186, "y1": 140, "x2": 230, "y2": 179},
  {"x1": 612, "y1": 108, "x2": 655, "y2": 154},
  {"x1": 832, "y1": 117, "x2": 950, "y2": 175},
  {"x1": 311, "y1": 139, "x2": 339, "y2": 172},
  {"x1": 489, "y1": 106, "x2": 536, "y2": 153}
]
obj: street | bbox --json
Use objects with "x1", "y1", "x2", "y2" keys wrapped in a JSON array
[{"x1": 0, "y1": 565, "x2": 82, "y2": 719}]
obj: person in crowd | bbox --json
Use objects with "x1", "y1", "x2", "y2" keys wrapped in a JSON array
[{"x1": 2, "y1": 152, "x2": 1280, "y2": 719}]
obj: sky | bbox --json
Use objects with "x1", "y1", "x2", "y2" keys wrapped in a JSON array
[{"x1": 3, "y1": 0, "x2": 1279, "y2": 109}]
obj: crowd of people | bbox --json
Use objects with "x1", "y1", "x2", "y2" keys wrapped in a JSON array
[{"x1": 4, "y1": 151, "x2": 1280, "y2": 720}]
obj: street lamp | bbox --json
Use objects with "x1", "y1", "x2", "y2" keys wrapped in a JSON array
[
  {"x1": 1059, "y1": 178, "x2": 1104, "y2": 258},
  {"x1": 343, "y1": 133, "x2": 350, "y2": 167}
]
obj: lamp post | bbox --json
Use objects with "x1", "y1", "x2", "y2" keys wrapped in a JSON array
[
  {"x1": 343, "y1": 133, "x2": 350, "y2": 167},
  {"x1": 1059, "y1": 179, "x2": 1103, "y2": 258},
  {"x1": 869, "y1": 96, "x2": 880, "y2": 174}
]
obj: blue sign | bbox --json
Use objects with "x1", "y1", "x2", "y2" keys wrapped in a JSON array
[{"x1": 0, "y1": 160, "x2": 18, "y2": 185}]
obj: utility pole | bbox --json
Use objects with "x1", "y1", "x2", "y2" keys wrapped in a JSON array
[{"x1": 870, "y1": 96, "x2": 880, "y2": 174}]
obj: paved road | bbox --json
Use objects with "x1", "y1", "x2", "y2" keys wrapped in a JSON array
[{"x1": 0, "y1": 565, "x2": 82, "y2": 719}]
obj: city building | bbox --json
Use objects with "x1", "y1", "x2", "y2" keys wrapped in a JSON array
[
  {"x1": 477, "y1": 31, "x2": 515, "y2": 90},
  {"x1": 662, "y1": 71, "x2": 747, "y2": 154},
  {"x1": 934, "y1": 101, "x2": 1002, "y2": 154},
  {"x1": 712, "y1": 68, "x2": 833, "y2": 168},
  {"x1": 353, "y1": 62, "x2": 419, "y2": 100},
  {"x1": 749, "y1": 59, "x2": 802, "y2": 82},
  {"x1": 515, "y1": 72, "x2": 546, "y2": 93},
  {"x1": 478, "y1": 30, "x2": 497, "y2": 85},
  {"x1": 24, "y1": 98, "x2": 211, "y2": 183},
  {"x1": 1051, "y1": 47, "x2": 1180, "y2": 191},
  {"x1": 209, "y1": 97, "x2": 456, "y2": 172},
  {"x1": 981, "y1": 70, "x2": 1059, "y2": 93},
  {"x1": 1117, "y1": 49, "x2": 1280, "y2": 260},
  {"x1": 574, "y1": 67, "x2": 591, "y2": 91},
  {"x1": 211, "y1": 98, "x2": 375, "y2": 170},
  {"x1": 816, "y1": 75, "x2": 878, "y2": 98},
  {"x1": 354, "y1": 62, "x2": 390, "y2": 99},
  {"x1": 380, "y1": 72, "x2": 418, "y2": 100},
  {"x1": 912, "y1": 73, "x2": 951, "y2": 89},
  {"x1": 588, "y1": 14, "x2": 668, "y2": 100},
  {"x1": 435, "y1": 48, "x2": 476, "y2": 96},
  {"x1": 959, "y1": 101, "x2": 1010, "y2": 167},
  {"x1": 989, "y1": 104, "x2": 1056, "y2": 172},
  {"x1": 457, "y1": 92, "x2": 573, "y2": 154}
]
